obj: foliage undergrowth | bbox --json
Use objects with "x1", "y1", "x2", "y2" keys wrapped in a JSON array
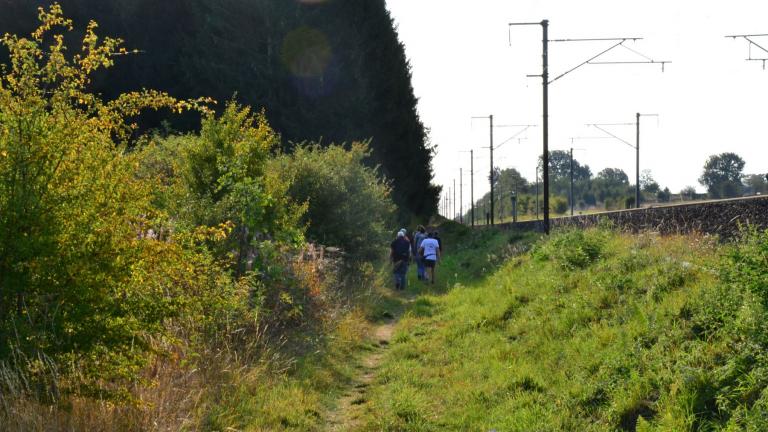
[
  {"x1": 0, "y1": 6, "x2": 397, "y2": 431},
  {"x1": 358, "y1": 226, "x2": 768, "y2": 431},
  {"x1": 269, "y1": 142, "x2": 395, "y2": 262}
]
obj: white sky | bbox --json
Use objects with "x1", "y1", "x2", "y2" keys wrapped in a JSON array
[{"x1": 384, "y1": 0, "x2": 768, "y2": 208}]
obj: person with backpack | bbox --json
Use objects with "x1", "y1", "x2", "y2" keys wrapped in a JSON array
[
  {"x1": 412, "y1": 226, "x2": 427, "y2": 281},
  {"x1": 418, "y1": 232, "x2": 441, "y2": 285},
  {"x1": 390, "y1": 230, "x2": 411, "y2": 290}
]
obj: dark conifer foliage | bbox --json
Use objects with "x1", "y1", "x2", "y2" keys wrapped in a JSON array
[{"x1": 0, "y1": 0, "x2": 438, "y2": 218}]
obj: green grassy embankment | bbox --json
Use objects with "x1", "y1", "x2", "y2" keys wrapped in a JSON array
[
  {"x1": 195, "y1": 220, "x2": 534, "y2": 432},
  {"x1": 355, "y1": 224, "x2": 768, "y2": 431}
]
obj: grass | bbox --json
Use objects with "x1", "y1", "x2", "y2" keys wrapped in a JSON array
[
  {"x1": 353, "y1": 226, "x2": 768, "y2": 431},
  {"x1": 0, "y1": 307, "x2": 373, "y2": 432},
  {"x1": 194, "y1": 311, "x2": 369, "y2": 431},
  {"x1": 199, "y1": 223, "x2": 539, "y2": 431},
  {"x1": 403, "y1": 222, "x2": 539, "y2": 294},
  {"x1": 0, "y1": 256, "x2": 384, "y2": 432},
  {"x1": 163, "y1": 220, "x2": 537, "y2": 432},
  {"x1": 6, "y1": 224, "x2": 767, "y2": 431}
]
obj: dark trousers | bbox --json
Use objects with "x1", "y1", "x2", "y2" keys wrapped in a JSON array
[{"x1": 393, "y1": 260, "x2": 408, "y2": 289}]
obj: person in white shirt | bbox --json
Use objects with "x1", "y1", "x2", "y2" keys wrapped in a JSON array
[{"x1": 418, "y1": 233, "x2": 441, "y2": 285}]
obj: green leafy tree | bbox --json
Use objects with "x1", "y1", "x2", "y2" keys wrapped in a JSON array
[
  {"x1": 699, "y1": 152, "x2": 745, "y2": 199},
  {"x1": 537, "y1": 151, "x2": 592, "y2": 209},
  {"x1": 596, "y1": 168, "x2": 629, "y2": 185},
  {"x1": 471, "y1": 167, "x2": 541, "y2": 222},
  {"x1": 539, "y1": 150, "x2": 592, "y2": 181},
  {"x1": 517, "y1": 194, "x2": 532, "y2": 216},
  {"x1": 143, "y1": 103, "x2": 306, "y2": 277},
  {"x1": 592, "y1": 168, "x2": 631, "y2": 206}
]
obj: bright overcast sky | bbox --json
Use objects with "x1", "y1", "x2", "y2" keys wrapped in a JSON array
[{"x1": 384, "y1": 0, "x2": 768, "y2": 206}]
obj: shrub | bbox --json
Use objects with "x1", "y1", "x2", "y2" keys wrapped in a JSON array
[
  {"x1": 269, "y1": 142, "x2": 395, "y2": 261},
  {"x1": 551, "y1": 196, "x2": 568, "y2": 214},
  {"x1": 0, "y1": 6, "x2": 317, "y2": 403},
  {"x1": 532, "y1": 229, "x2": 607, "y2": 270},
  {"x1": 140, "y1": 102, "x2": 306, "y2": 276},
  {"x1": 0, "y1": 6, "x2": 379, "y2": 429},
  {"x1": 0, "y1": 5, "x2": 212, "y2": 392}
]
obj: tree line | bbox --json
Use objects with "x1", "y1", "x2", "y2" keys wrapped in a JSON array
[
  {"x1": 0, "y1": 0, "x2": 439, "y2": 219},
  {"x1": 463, "y1": 151, "x2": 767, "y2": 222}
]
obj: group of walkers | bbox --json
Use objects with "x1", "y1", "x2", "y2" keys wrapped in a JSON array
[{"x1": 389, "y1": 225, "x2": 442, "y2": 290}]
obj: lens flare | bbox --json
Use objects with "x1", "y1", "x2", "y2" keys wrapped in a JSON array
[{"x1": 281, "y1": 26, "x2": 332, "y2": 79}]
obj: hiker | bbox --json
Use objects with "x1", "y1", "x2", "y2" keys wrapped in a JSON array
[
  {"x1": 432, "y1": 230, "x2": 443, "y2": 254},
  {"x1": 412, "y1": 225, "x2": 427, "y2": 281},
  {"x1": 390, "y1": 230, "x2": 411, "y2": 290},
  {"x1": 419, "y1": 232, "x2": 441, "y2": 284},
  {"x1": 400, "y1": 227, "x2": 410, "y2": 242}
]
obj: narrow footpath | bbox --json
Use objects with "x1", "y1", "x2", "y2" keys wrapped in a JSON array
[{"x1": 325, "y1": 318, "x2": 397, "y2": 431}]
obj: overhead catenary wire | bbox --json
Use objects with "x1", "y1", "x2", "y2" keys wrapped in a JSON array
[
  {"x1": 620, "y1": 43, "x2": 654, "y2": 62},
  {"x1": 549, "y1": 40, "x2": 626, "y2": 84},
  {"x1": 548, "y1": 38, "x2": 670, "y2": 84},
  {"x1": 588, "y1": 124, "x2": 636, "y2": 149},
  {"x1": 548, "y1": 37, "x2": 643, "y2": 43},
  {"x1": 508, "y1": 20, "x2": 671, "y2": 233},
  {"x1": 471, "y1": 117, "x2": 537, "y2": 226},
  {"x1": 587, "y1": 114, "x2": 659, "y2": 208},
  {"x1": 495, "y1": 126, "x2": 536, "y2": 150},
  {"x1": 726, "y1": 33, "x2": 768, "y2": 69}
]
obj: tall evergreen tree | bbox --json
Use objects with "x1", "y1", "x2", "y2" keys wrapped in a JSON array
[{"x1": 0, "y1": 0, "x2": 438, "y2": 218}]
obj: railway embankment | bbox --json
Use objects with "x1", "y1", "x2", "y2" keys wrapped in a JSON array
[{"x1": 497, "y1": 195, "x2": 768, "y2": 239}]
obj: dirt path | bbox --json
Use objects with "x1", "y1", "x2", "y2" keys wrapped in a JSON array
[{"x1": 325, "y1": 319, "x2": 396, "y2": 431}]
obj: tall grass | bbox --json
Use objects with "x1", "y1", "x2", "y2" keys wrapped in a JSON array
[
  {"x1": 358, "y1": 227, "x2": 768, "y2": 431},
  {"x1": 0, "y1": 246, "x2": 379, "y2": 431}
]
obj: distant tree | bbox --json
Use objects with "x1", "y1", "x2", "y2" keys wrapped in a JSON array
[
  {"x1": 583, "y1": 191, "x2": 597, "y2": 207},
  {"x1": 538, "y1": 150, "x2": 592, "y2": 207},
  {"x1": 640, "y1": 169, "x2": 660, "y2": 194},
  {"x1": 472, "y1": 167, "x2": 535, "y2": 222},
  {"x1": 539, "y1": 150, "x2": 592, "y2": 181},
  {"x1": 490, "y1": 166, "x2": 502, "y2": 188},
  {"x1": 589, "y1": 168, "x2": 630, "y2": 208},
  {"x1": 681, "y1": 186, "x2": 697, "y2": 201},
  {"x1": 596, "y1": 168, "x2": 629, "y2": 185},
  {"x1": 657, "y1": 187, "x2": 671, "y2": 202},
  {"x1": 699, "y1": 153, "x2": 745, "y2": 199},
  {"x1": 498, "y1": 168, "x2": 530, "y2": 194},
  {"x1": 743, "y1": 174, "x2": 768, "y2": 195}
]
